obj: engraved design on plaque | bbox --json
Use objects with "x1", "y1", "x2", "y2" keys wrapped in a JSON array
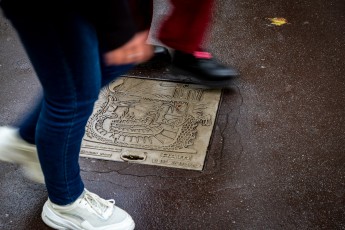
[{"x1": 80, "y1": 77, "x2": 221, "y2": 170}]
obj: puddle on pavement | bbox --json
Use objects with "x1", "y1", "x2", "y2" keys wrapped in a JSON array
[{"x1": 80, "y1": 76, "x2": 221, "y2": 170}]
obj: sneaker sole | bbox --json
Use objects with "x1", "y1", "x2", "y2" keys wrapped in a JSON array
[
  {"x1": 0, "y1": 127, "x2": 45, "y2": 183},
  {"x1": 0, "y1": 127, "x2": 35, "y2": 164},
  {"x1": 42, "y1": 202, "x2": 135, "y2": 230},
  {"x1": 42, "y1": 203, "x2": 78, "y2": 229}
]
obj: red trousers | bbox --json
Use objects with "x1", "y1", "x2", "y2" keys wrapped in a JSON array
[{"x1": 157, "y1": 0, "x2": 215, "y2": 53}]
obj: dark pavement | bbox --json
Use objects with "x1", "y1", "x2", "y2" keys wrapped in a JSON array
[{"x1": 1, "y1": 0, "x2": 344, "y2": 229}]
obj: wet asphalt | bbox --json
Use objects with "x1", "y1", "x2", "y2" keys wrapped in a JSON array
[{"x1": 0, "y1": 0, "x2": 344, "y2": 229}]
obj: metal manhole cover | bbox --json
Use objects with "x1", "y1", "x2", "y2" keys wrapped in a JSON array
[{"x1": 80, "y1": 76, "x2": 221, "y2": 170}]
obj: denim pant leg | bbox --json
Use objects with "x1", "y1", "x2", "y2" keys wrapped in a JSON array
[
  {"x1": 19, "y1": 64, "x2": 133, "y2": 146},
  {"x1": 6, "y1": 9, "x2": 133, "y2": 205}
]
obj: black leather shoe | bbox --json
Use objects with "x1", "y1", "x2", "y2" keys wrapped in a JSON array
[
  {"x1": 151, "y1": 45, "x2": 171, "y2": 63},
  {"x1": 172, "y1": 50, "x2": 239, "y2": 80},
  {"x1": 138, "y1": 45, "x2": 171, "y2": 67}
]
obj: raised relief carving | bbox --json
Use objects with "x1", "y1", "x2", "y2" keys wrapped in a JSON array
[{"x1": 81, "y1": 77, "x2": 221, "y2": 170}]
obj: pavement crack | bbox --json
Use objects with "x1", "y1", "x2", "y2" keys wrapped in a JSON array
[
  {"x1": 217, "y1": 113, "x2": 229, "y2": 161},
  {"x1": 233, "y1": 84, "x2": 244, "y2": 163},
  {"x1": 81, "y1": 163, "x2": 133, "y2": 174},
  {"x1": 81, "y1": 167, "x2": 205, "y2": 179},
  {"x1": 84, "y1": 178, "x2": 135, "y2": 189}
]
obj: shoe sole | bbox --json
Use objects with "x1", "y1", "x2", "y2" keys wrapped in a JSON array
[
  {"x1": 42, "y1": 202, "x2": 75, "y2": 229},
  {"x1": 0, "y1": 127, "x2": 45, "y2": 183},
  {"x1": 42, "y1": 202, "x2": 135, "y2": 230},
  {"x1": 21, "y1": 163, "x2": 45, "y2": 184},
  {"x1": 0, "y1": 127, "x2": 34, "y2": 163},
  {"x1": 170, "y1": 66, "x2": 236, "y2": 89},
  {"x1": 0, "y1": 159, "x2": 44, "y2": 184}
]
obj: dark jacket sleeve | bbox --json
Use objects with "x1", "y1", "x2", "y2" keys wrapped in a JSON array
[
  {"x1": 92, "y1": 0, "x2": 137, "y2": 52},
  {"x1": 128, "y1": 0, "x2": 153, "y2": 32},
  {"x1": 90, "y1": 0, "x2": 153, "y2": 52},
  {"x1": 0, "y1": 0, "x2": 153, "y2": 52}
]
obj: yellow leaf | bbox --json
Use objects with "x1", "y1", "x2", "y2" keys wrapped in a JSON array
[{"x1": 267, "y1": 17, "x2": 288, "y2": 26}]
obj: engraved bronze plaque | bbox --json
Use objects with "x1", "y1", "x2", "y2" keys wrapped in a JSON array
[{"x1": 80, "y1": 76, "x2": 221, "y2": 170}]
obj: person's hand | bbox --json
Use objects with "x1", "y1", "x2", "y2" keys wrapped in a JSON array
[{"x1": 103, "y1": 30, "x2": 153, "y2": 65}]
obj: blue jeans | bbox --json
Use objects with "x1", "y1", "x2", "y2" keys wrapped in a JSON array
[{"x1": 4, "y1": 7, "x2": 133, "y2": 205}]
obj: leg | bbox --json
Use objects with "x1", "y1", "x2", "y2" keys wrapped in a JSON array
[
  {"x1": 146, "y1": 0, "x2": 239, "y2": 86},
  {"x1": 158, "y1": 0, "x2": 214, "y2": 53},
  {"x1": 2, "y1": 3, "x2": 135, "y2": 229},
  {"x1": 8, "y1": 9, "x2": 101, "y2": 204},
  {"x1": 19, "y1": 100, "x2": 42, "y2": 145},
  {"x1": 18, "y1": 62, "x2": 133, "y2": 148}
]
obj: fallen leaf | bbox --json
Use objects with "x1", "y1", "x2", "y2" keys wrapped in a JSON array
[{"x1": 267, "y1": 17, "x2": 288, "y2": 26}]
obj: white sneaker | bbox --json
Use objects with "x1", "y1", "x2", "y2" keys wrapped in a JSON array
[
  {"x1": 42, "y1": 189, "x2": 135, "y2": 230},
  {"x1": 0, "y1": 126, "x2": 44, "y2": 183}
]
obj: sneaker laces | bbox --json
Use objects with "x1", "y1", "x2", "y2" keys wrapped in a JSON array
[{"x1": 82, "y1": 190, "x2": 115, "y2": 219}]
